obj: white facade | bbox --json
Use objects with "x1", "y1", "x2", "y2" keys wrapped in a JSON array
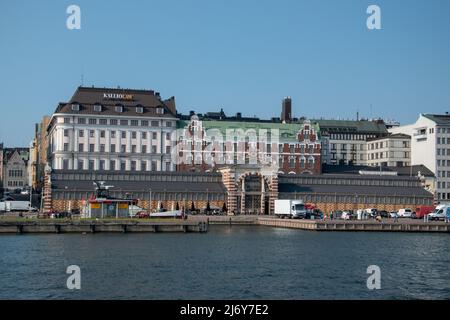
[
  {"x1": 48, "y1": 115, "x2": 176, "y2": 172},
  {"x1": 366, "y1": 134, "x2": 411, "y2": 167},
  {"x1": 389, "y1": 114, "x2": 450, "y2": 201}
]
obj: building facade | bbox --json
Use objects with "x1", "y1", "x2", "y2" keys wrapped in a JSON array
[
  {"x1": 316, "y1": 119, "x2": 389, "y2": 166},
  {"x1": 47, "y1": 87, "x2": 178, "y2": 173},
  {"x1": 366, "y1": 133, "x2": 411, "y2": 167},
  {"x1": 30, "y1": 116, "x2": 51, "y2": 191},
  {"x1": 2, "y1": 148, "x2": 30, "y2": 191},
  {"x1": 389, "y1": 113, "x2": 450, "y2": 201},
  {"x1": 176, "y1": 116, "x2": 322, "y2": 175}
]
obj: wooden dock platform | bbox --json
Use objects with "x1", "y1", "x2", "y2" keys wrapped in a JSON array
[
  {"x1": 258, "y1": 217, "x2": 450, "y2": 233},
  {"x1": 0, "y1": 219, "x2": 208, "y2": 234}
]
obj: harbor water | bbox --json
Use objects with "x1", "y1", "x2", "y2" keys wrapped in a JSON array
[{"x1": 1, "y1": 226, "x2": 449, "y2": 299}]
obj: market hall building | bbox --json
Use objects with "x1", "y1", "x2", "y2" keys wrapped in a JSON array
[{"x1": 42, "y1": 87, "x2": 434, "y2": 214}]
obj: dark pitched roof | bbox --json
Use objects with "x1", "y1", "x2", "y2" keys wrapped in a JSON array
[
  {"x1": 313, "y1": 119, "x2": 388, "y2": 135},
  {"x1": 278, "y1": 183, "x2": 433, "y2": 197},
  {"x1": 422, "y1": 114, "x2": 450, "y2": 125},
  {"x1": 321, "y1": 164, "x2": 435, "y2": 177},
  {"x1": 54, "y1": 86, "x2": 177, "y2": 118}
]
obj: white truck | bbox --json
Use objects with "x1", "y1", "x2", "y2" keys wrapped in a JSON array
[
  {"x1": 0, "y1": 200, "x2": 35, "y2": 212},
  {"x1": 274, "y1": 200, "x2": 307, "y2": 219}
]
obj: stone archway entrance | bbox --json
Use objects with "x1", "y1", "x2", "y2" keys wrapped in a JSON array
[{"x1": 237, "y1": 173, "x2": 270, "y2": 215}]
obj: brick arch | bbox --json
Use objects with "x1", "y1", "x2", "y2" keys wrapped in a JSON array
[{"x1": 235, "y1": 171, "x2": 272, "y2": 191}]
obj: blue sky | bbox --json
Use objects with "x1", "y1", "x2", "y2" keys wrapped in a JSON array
[{"x1": 1, "y1": 0, "x2": 450, "y2": 146}]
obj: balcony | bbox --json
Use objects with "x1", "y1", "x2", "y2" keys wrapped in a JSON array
[{"x1": 413, "y1": 132, "x2": 427, "y2": 141}]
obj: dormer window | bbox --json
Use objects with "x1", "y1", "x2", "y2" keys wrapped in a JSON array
[
  {"x1": 156, "y1": 107, "x2": 164, "y2": 114},
  {"x1": 136, "y1": 106, "x2": 144, "y2": 114},
  {"x1": 93, "y1": 104, "x2": 102, "y2": 112},
  {"x1": 115, "y1": 105, "x2": 124, "y2": 113},
  {"x1": 71, "y1": 103, "x2": 80, "y2": 111}
]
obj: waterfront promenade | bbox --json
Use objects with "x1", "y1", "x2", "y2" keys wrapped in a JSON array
[
  {"x1": 1, "y1": 215, "x2": 450, "y2": 234},
  {"x1": 0, "y1": 218, "x2": 208, "y2": 234},
  {"x1": 189, "y1": 215, "x2": 450, "y2": 233}
]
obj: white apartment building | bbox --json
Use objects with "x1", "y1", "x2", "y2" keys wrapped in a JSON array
[
  {"x1": 389, "y1": 113, "x2": 450, "y2": 201},
  {"x1": 315, "y1": 119, "x2": 388, "y2": 165},
  {"x1": 47, "y1": 87, "x2": 178, "y2": 172},
  {"x1": 366, "y1": 134, "x2": 411, "y2": 167}
]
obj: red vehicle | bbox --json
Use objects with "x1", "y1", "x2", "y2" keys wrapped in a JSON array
[
  {"x1": 413, "y1": 206, "x2": 435, "y2": 219},
  {"x1": 135, "y1": 211, "x2": 150, "y2": 219}
]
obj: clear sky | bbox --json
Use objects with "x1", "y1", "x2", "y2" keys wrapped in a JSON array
[{"x1": 1, "y1": 0, "x2": 450, "y2": 146}]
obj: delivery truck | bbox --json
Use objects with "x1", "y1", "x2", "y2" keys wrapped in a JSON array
[
  {"x1": 0, "y1": 200, "x2": 35, "y2": 212},
  {"x1": 274, "y1": 200, "x2": 307, "y2": 219}
]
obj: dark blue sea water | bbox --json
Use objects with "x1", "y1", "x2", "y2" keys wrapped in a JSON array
[{"x1": 1, "y1": 226, "x2": 449, "y2": 299}]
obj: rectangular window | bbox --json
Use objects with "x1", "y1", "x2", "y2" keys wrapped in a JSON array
[
  {"x1": 166, "y1": 133, "x2": 171, "y2": 140},
  {"x1": 151, "y1": 161, "x2": 157, "y2": 171},
  {"x1": 151, "y1": 121, "x2": 159, "y2": 127},
  {"x1": 89, "y1": 130, "x2": 95, "y2": 138},
  {"x1": 63, "y1": 143, "x2": 69, "y2": 152},
  {"x1": 166, "y1": 121, "x2": 172, "y2": 127},
  {"x1": 165, "y1": 162, "x2": 171, "y2": 171},
  {"x1": 79, "y1": 130, "x2": 84, "y2": 138},
  {"x1": 152, "y1": 146, "x2": 157, "y2": 153},
  {"x1": 142, "y1": 145, "x2": 147, "y2": 153},
  {"x1": 131, "y1": 131, "x2": 137, "y2": 139},
  {"x1": 120, "y1": 120, "x2": 128, "y2": 126},
  {"x1": 111, "y1": 131, "x2": 116, "y2": 138},
  {"x1": 166, "y1": 146, "x2": 171, "y2": 154},
  {"x1": 141, "y1": 161, "x2": 147, "y2": 171},
  {"x1": 110, "y1": 160, "x2": 116, "y2": 171},
  {"x1": 78, "y1": 118, "x2": 86, "y2": 124},
  {"x1": 99, "y1": 119, "x2": 108, "y2": 125},
  {"x1": 89, "y1": 144, "x2": 95, "y2": 152},
  {"x1": 152, "y1": 132, "x2": 157, "y2": 139},
  {"x1": 131, "y1": 161, "x2": 137, "y2": 171},
  {"x1": 131, "y1": 120, "x2": 139, "y2": 126},
  {"x1": 111, "y1": 144, "x2": 116, "y2": 153},
  {"x1": 78, "y1": 143, "x2": 84, "y2": 152},
  {"x1": 100, "y1": 130, "x2": 105, "y2": 138},
  {"x1": 89, "y1": 160, "x2": 95, "y2": 170},
  {"x1": 131, "y1": 145, "x2": 137, "y2": 153},
  {"x1": 121, "y1": 131, "x2": 126, "y2": 139},
  {"x1": 100, "y1": 144, "x2": 105, "y2": 152},
  {"x1": 141, "y1": 120, "x2": 149, "y2": 126},
  {"x1": 142, "y1": 132, "x2": 147, "y2": 139},
  {"x1": 99, "y1": 160, "x2": 105, "y2": 170},
  {"x1": 78, "y1": 160, "x2": 84, "y2": 170},
  {"x1": 121, "y1": 145, "x2": 126, "y2": 153},
  {"x1": 120, "y1": 161, "x2": 126, "y2": 171},
  {"x1": 63, "y1": 159, "x2": 69, "y2": 170},
  {"x1": 64, "y1": 117, "x2": 70, "y2": 124},
  {"x1": 89, "y1": 118, "x2": 97, "y2": 125},
  {"x1": 64, "y1": 129, "x2": 69, "y2": 137},
  {"x1": 110, "y1": 119, "x2": 118, "y2": 126}
]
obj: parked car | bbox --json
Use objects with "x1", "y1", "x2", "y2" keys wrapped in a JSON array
[
  {"x1": 378, "y1": 210, "x2": 389, "y2": 218},
  {"x1": 398, "y1": 208, "x2": 413, "y2": 218},
  {"x1": 389, "y1": 211, "x2": 399, "y2": 219},
  {"x1": 135, "y1": 211, "x2": 150, "y2": 219},
  {"x1": 365, "y1": 208, "x2": 378, "y2": 218},
  {"x1": 340, "y1": 211, "x2": 352, "y2": 220}
]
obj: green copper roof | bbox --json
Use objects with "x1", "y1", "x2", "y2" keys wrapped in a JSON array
[{"x1": 177, "y1": 119, "x2": 321, "y2": 141}]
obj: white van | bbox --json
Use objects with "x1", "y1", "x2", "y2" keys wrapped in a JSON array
[
  {"x1": 428, "y1": 204, "x2": 450, "y2": 221},
  {"x1": 397, "y1": 208, "x2": 413, "y2": 218}
]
